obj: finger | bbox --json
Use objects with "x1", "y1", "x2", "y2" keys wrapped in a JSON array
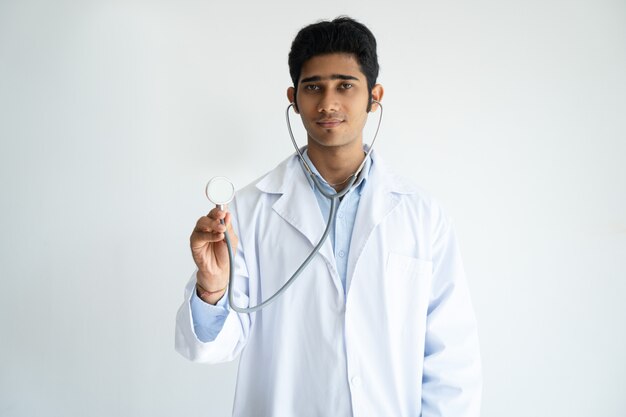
[
  {"x1": 222, "y1": 212, "x2": 234, "y2": 234},
  {"x1": 194, "y1": 216, "x2": 227, "y2": 233},
  {"x1": 190, "y1": 230, "x2": 226, "y2": 246},
  {"x1": 223, "y1": 212, "x2": 232, "y2": 227},
  {"x1": 206, "y1": 208, "x2": 227, "y2": 220}
]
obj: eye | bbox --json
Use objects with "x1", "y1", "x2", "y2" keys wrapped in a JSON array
[
  {"x1": 340, "y1": 83, "x2": 353, "y2": 90},
  {"x1": 304, "y1": 84, "x2": 320, "y2": 91}
]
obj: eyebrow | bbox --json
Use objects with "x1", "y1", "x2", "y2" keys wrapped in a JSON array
[{"x1": 300, "y1": 74, "x2": 360, "y2": 84}]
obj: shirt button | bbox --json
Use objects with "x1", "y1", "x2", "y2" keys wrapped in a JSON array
[
  {"x1": 351, "y1": 376, "x2": 361, "y2": 387},
  {"x1": 338, "y1": 250, "x2": 345, "y2": 258},
  {"x1": 337, "y1": 212, "x2": 344, "y2": 219}
]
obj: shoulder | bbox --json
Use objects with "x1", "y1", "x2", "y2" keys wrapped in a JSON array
[
  {"x1": 241, "y1": 154, "x2": 299, "y2": 194},
  {"x1": 372, "y1": 152, "x2": 441, "y2": 210},
  {"x1": 371, "y1": 151, "x2": 449, "y2": 221},
  {"x1": 230, "y1": 153, "x2": 300, "y2": 211}
]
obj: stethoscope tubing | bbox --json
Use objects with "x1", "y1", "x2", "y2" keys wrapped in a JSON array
[
  {"x1": 226, "y1": 194, "x2": 343, "y2": 313},
  {"x1": 225, "y1": 101, "x2": 383, "y2": 314}
]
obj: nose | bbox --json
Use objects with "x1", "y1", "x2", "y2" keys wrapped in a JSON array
[{"x1": 317, "y1": 90, "x2": 340, "y2": 113}]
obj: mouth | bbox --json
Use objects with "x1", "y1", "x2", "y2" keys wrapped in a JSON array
[{"x1": 316, "y1": 119, "x2": 344, "y2": 129}]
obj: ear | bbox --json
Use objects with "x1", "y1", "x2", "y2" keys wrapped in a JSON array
[
  {"x1": 369, "y1": 84, "x2": 384, "y2": 112},
  {"x1": 287, "y1": 87, "x2": 299, "y2": 113}
]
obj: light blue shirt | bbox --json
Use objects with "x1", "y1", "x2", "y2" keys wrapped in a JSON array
[
  {"x1": 191, "y1": 150, "x2": 372, "y2": 342},
  {"x1": 300, "y1": 150, "x2": 371, "y2": 292}
]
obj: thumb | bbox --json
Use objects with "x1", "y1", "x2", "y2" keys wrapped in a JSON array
[{"x1": 224, "y1": 212, "x2": 239, "y2": 248}]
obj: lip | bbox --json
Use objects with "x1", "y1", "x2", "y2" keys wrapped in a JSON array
[{"x1": 316, "y1": 119, "x2": 343, "y2": 128}]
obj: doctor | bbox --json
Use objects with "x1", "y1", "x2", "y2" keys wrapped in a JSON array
[{"x1": 176, "y1": 16, "x2": 481, "y2": 417}]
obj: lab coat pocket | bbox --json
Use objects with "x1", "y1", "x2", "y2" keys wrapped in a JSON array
[{"x1": 384, "y1": 253, "x2": 433, "y2": 334}]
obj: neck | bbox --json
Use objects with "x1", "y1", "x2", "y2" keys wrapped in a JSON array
[{"x1": 306, "y1": 141, "x2": 366, "y2": 192}]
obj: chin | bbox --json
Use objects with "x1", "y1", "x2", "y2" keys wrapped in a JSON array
[{"x1": 309, "y1": 138, "x2": 358, "y2": 150}]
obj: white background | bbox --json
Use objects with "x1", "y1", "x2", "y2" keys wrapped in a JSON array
[{"x1": 1, "y1": 0, "x2": 625, "y2": 416}]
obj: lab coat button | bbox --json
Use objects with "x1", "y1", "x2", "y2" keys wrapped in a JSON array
[{"x1": 350, "y1": 376, "x2": 361, "y2": 387}]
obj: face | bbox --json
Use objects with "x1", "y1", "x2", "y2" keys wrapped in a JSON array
[{"x1": 287, "y1": 53, "x2": 383, "y2": 153}]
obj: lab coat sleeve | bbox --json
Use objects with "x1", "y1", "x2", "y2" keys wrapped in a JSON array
[{"x1": 421, "y1": 218, "x2": 482, "y2": 417}]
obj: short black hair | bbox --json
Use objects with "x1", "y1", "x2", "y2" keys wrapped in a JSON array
[{"x1": 288, "y1": 16, "x2": 379, "y2": 111}]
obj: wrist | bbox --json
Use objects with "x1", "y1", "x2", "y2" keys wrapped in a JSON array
[{"x1": 196, "y1": 282, "x2": 227, "y2": 305}]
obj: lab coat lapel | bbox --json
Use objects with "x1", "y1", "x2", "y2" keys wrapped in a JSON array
[
  {"x1": 266, "y1": 156, "x2": 339, "y2": 284},
  {"x1": 346, "y1": 154, "x2": 404, "y2": 293}
]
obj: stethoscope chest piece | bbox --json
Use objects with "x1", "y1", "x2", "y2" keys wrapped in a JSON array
[{"x1": 205, "y1": 176, "x2": 235, "y2": 210}]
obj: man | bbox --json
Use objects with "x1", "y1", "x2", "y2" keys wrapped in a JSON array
[{"x1": 176, "y1": 17, "x2": 481, "y2": 417}]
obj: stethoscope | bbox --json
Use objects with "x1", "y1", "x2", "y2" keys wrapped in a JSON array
[{"x1": 205, "y1": 100, "x2": 383, "y2": 313}]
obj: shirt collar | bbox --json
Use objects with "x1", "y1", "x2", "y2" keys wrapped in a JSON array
[{"x1": 301, "y1": 147, "x2": 372, "y2": 196}]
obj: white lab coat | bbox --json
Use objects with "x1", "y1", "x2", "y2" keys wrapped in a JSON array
[{"x1": 176, "y1": 150, "x2": 481, "y2": 417}]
